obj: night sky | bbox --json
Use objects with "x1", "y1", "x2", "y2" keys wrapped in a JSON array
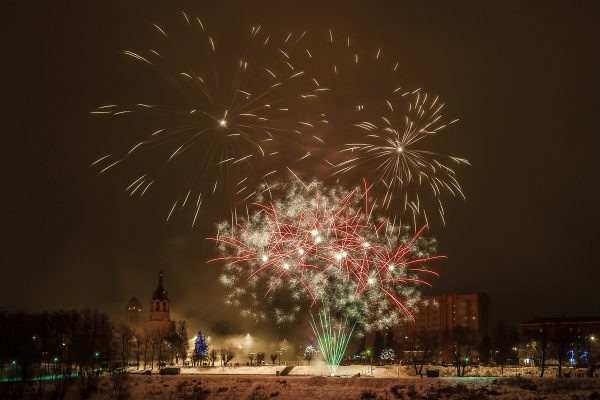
[{"x1": 3, "y1": 1, "x2": 599, "y2": 334}]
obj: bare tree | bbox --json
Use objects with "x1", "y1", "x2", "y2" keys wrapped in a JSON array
[
  {"x1": 404, "y1": 330, "x2": 440, "y2": 377},
  {"x1": 133, "y1": 333, "x2": 141, "y2": 369},
  {"x1": 118, "y1": 323, "x2": 134, "y2": 367},
  {"x1": 270, "y1": 353, "x2": 278, "y2": 365},
  {"x1": 149, "y1": 333, "x2": 158, "y2": 370},
  {"x1": 156, "y1": 327, "x2": 171, "y2": 369},
  {"x1": 208, "y1": 349, "x2": 217, "y2": 367},
  {"x1": 142, "y1": 329, "x2": 150, "y2": 370},
  {"x1": 446, "y1": 326, "x2": 478, "y2": 377},
  {"x1": 477, "y1": 335, "x2": 492, "y2": 365},
  {"x1": 227, "y1": 349, "x2": 236, "y2": 365},
  {"x1": 219, "y1": 348, "x2": 227, "y2": 367},
  {"x1": 522, "y1": 326, "x2": 549, "y2": 377},
  {"x1": 175, "y1": 321, "x2": 189, "y2": 365},
  {"x1": 219, "y1": 347, "x2": 235, "y2": 366},
  {"x1": 550, "y1": 325, "x2": 577, "y2": 378},
  {"x1": 492, "y1": 322, "x2": 516, "y2": 375}
]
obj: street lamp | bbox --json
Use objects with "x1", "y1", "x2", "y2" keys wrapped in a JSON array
[
  {"x1": 366, "y1": 349, "x2": 373, "y2": 375},
  {"x1": 588, "y1": 335, "x2": 597, "y2": 366}
]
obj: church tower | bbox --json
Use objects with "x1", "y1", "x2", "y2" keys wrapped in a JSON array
[{"x1": 147, "y1": 270, "x2": 171, "y2": 330}]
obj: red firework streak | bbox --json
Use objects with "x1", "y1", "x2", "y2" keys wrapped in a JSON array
[{"x1": 207, "y1": 181, "x2": 445, "y2": 320}]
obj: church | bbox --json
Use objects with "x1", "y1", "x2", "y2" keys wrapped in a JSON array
[{"x1": 125, "y1": 270, "x2": 172, "y2": 333}]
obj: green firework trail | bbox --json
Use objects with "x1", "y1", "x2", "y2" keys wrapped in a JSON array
[{"x1": 310, "y1": 309, "x2": 356, "y2": 376}]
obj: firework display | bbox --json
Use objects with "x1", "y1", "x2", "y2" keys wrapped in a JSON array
[
  {"x1": 209, "y1": 178, "x2": 443, "y2": 331},
  {"x1": 91, "y1": 13, "x2": 326, "y2": 225},
  {"x1": 91, "y1": 15, "x2": 470, "y2": 369}
]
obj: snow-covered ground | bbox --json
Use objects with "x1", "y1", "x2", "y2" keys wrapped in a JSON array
[
  {"x1": 136, "y1": 363, "x2": 589, "y2": 379},
  {"x1": 170, "y1": 363, "x2": 405, "y2": 377},
  {"x1": 11, "y1": 374, "x2": 600, "y2": 399}
]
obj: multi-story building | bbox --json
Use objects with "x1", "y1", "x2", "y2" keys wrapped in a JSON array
[
  {"x1": 386, "y1": 292, "x2": 490, "y2": 363},
  {"x1": 413, "y1": 292, "x2": 490, "y2": 335},
  {"x1": 359, "y1": 293, "x2": 490, "y2": 362},
  {"x1": 517, "y1": 316, "x2": 600, "y2": 367}
]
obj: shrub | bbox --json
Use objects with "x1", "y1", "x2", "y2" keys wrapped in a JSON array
[
  {"x1": 111, "y1": 371, "x2": 130, "y2": 400},
  {"x1": 360, "y1": 390, "x2": 377, "y2": 399}
]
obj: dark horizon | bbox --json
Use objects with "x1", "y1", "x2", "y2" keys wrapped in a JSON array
[{"x1": 3, "y1": 0, "x2": 599, "y2": 335}]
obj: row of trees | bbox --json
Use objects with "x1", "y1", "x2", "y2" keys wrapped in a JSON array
[
  {"x1": 0, "y1": 309, "x2": 191, "y2": 383},
  {"x1": 116, "y1": 320, "x2": 189, "y2": 370},
  {"x1": 190, "y1": 332, "x2": 286, "y2": 367},
  {"x1": 356, "y1": 321, "x2": 598, "y2": 378},
  {"x1": 0, "y1": 309, "x2": 114, "y2": 382},
  {"x1": 521, "y1": 323, "x2": 599, "y2": 378},
  {"x1": 355, "y1": 323, "x2": 519, "y2": 377},
  {"x1": 190, "y1": 332, "x2": 238, "y2": 367}
]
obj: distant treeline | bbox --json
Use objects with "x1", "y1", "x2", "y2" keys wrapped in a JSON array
[{"x1": 0, "y1": 309, "x2": 189, "y2": 382}]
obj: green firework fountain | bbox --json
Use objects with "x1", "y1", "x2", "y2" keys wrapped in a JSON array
[{"x1": 310, "y1": 309, "x2": 356, "y2": 376}]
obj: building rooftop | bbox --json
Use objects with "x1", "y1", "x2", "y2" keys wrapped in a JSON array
[{"x1": 519, "y1": 316, "x2": 600, "y2": 325}]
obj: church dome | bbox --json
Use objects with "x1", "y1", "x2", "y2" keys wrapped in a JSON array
[{"x1": 127, "y1": 295, "x2": 142, "y2": 311}]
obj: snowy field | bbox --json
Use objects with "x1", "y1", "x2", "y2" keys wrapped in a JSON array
[
  {"x1": 163, "y1": 363, "x2": 589, "y2": 379},
  {"x1": 175, "y1": 364, "x2": 399, "y2": 377},
  {"x1": 124, "y1": 375, "x2": 600, "y2": 399},
  {"x1": 6, "y1": 372, "x2": 600, "y2": 399}
]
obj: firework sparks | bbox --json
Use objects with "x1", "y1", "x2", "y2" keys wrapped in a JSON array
[
  {"x1": 298, "y1": 28, "x2": 469, "y2": 224},
  {"x1": 334, "y1": 90, "x2": 470, "y2": 226},
  {"x1": 91, "y1": 14, "x2": 325, "y2": 225},
  {"x1": 209, "y1": 178, "x2": 444, "y2": 330}
]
